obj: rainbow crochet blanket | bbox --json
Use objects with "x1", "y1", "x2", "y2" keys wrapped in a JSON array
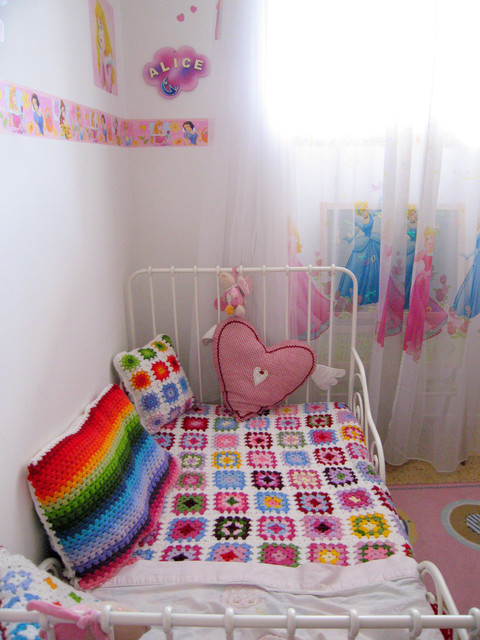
[
  {"x1": 132, "y1": 402, "x2": 412, "y2": 576},
  {"x1": 27, "y1": 385, "x2": 180, "y2": 589}
]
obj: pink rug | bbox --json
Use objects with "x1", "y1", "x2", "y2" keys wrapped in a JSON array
[{"x1": 390, "y1": 483, "x2": 480, "y2": 614}]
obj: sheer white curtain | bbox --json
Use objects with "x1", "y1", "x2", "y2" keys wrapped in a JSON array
[
  {"x1": 196, "y1": 0, "x2": 480, "y2": 470},
  {"x1": 197, "y1": 1, "x2": 292, "y2": 271},
  {"x1": 192, "y1": 1, "x2": 294, "y2": 398}
]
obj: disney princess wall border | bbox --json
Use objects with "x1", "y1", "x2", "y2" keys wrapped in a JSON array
[{"x1": 0, "y1": 80, "x2": 208, "y2": 147}]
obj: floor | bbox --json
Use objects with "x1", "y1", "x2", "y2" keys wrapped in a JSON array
[{"x1": 385, "y1": 455, "x2": 480, "y2": 485}]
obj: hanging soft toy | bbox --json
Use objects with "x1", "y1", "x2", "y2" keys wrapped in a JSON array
[{"x1": 216, "y1": 268, "x2": 252, "y2": 317}]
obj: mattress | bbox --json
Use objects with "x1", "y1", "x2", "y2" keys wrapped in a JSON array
[{"x1": 92, "y1": 402, "x2": 442, "y2": 639}]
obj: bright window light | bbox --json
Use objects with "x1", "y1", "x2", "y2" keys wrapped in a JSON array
[{"x1": 263, "y1": 0, "x2": 480, "y2": 144}]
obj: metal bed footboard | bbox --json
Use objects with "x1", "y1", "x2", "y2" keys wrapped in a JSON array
[{"x1": 1, "y1": 603, "x2": 479, "y2": 639}]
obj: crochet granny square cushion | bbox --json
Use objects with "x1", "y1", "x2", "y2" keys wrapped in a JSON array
[
  {"x1": 0, "y1": 546, "x2": 98, "y2": 640},
  {"x1": 113, "y1": 335, "x2": 196, "y2": 434},
  {"x1": 213, "y1": 317, "x2": 316, "y2": 421},
  {"x1": 0, "y1": 547, "x2": 148, "y2": 640},
  {"x1": 27, "y1": 384, "x2": 180, "y2": 590}
]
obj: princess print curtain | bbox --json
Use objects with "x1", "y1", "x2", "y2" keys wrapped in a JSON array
[{"x1": 197, "y1": 0, "x2": 480, "y2": 471}]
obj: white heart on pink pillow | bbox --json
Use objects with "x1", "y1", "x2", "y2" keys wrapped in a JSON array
[{"x1": 213, "y1": 318, "x2": 316, "y2": 421}]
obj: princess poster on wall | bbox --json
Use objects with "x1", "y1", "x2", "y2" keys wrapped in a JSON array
[{"x1": 89, "y1": 0, "x2": 118, "y2": 95}]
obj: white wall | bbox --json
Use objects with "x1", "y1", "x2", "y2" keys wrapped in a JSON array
[
  {"x1": 0, "y1": 0, "x2": 220, "y2": 562},
  {"x1": 0, "y1": 1, "x2": 134, "y2": 561},
  {"x1": 121, "y1": 0, "x2": 217, "y2": 270}
]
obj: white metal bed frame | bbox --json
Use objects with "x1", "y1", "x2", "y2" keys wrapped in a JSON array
[
  {"x1": 2, "y1": 265, "x2": 477, "y2": 639},
  {"x1": 126, "y1": 265, "x2": 386, "y2": 481}
]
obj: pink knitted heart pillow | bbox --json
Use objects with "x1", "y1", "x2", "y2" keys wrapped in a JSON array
[{"x1": 213, "y1": 318, "x2": 316, "y2": 421}]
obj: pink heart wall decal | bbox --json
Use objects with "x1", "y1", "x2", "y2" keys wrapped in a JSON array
[
  {"x1": 177, "y1": 13, "x2": 185, "y2": 21},
  {"x1": 190, "y1": 5, "x2": 197, "y2": 12},
  {"x1": 213, "y1": 318, "x2": 316, "y2": 421}
]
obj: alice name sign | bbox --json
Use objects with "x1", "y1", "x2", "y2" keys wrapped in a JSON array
[{"x1": 143, "y1": 45, "x2": 210, "y2": 98}]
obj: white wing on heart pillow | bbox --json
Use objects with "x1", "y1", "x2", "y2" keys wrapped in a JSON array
[
  {"x1": 310, "y1": 364, "x2": 346, "y2": 390},
  {"x1": 213, "y1": 317, "x2": 316, "y2": 421}
]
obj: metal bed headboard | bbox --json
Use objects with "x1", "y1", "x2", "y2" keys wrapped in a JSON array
[{"x1": 126, "y1": 265, "x2": 358, "y2": 401}]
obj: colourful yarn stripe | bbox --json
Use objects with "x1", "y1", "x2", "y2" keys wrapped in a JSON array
[
  {"x1": 40, "y1": 423, "x2": 144, "y2": 528},
  {"x1": 28, "y1": 392, "x2": 133, "y2": 503},
  {"x1": 28, "y1": 384, "x2": 180, "y2": 589}
]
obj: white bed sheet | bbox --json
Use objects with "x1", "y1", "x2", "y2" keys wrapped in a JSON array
[{"x1": 93, "y1": 556, "x2": 443, "y2": 639}]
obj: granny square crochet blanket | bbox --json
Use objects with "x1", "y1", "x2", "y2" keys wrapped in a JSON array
[{"x1": 132, "y1": 402, "x2": 412, "y2": 575}]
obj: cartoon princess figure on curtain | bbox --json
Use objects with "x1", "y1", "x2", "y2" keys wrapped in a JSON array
[
  {"x1": 404, "y1": 205, "x2": 418, "y2": 309},
  {"x1": 94, "y1": 1, "x2": 116, "y2": 94},
  {"x1": 403, "y1": 227, "x2": 447, "y2": 361},
  {"x1": 453, "y1": 217, "x2": 480, "y2": 320},
  {"x1": 288, "y1": 220, "x2": 330, "y2": 341},
  {"x1": 376, "y1": 205, "x2": 418, "y2": 346},
  {"x1": 338, "y1": 201, "x2": 381, "y2": 305}
]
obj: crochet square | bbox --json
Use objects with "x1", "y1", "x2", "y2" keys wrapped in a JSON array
[
  {"x1": 324, "y1": 466, "x2": 358, "y2": 487},
  {"x1": 307, "y1": 414, "x2": 333, "y2": 428},
  {"x1": 258, "y1": 543, "x2": 300, "y2": 567},
  {"x1": 214, "y1": 516, "x2": 251, "y2": 540},
  {"x1": 180, "y1": 452, "x2": 205, "y2": 469},
  {"x1": 277, "y1": 431, "x2": 306, "y2": 449},
  {"x1": 113, "y1": 335, "x2": 195, "y2": 434},
  {"x1": 350, "y1": 514, "x2": 390, "y2": 538},
  {"x1": 213, "y1": 451, "x2": 242, "y2": 469},
  {"x1": 356, "y1": 540, "x2": 396, "y2": 563},
  {"x1": 287, "y1": 469, "x2": 321, "y2": 490},
  {"x1": 155, "y1": 431, "x2": 176, "y2": 449},
  {"x1": 215, "y1": 434, "x2": 239, "y2": 449},
  {"x1": 257, "y1": 516, "x2": 296, "y2": 541},
  {"x1": 337, "y1": 488, "x2": 373, "y2": 512},
  {"x1": 309, "y1": 429, "x2": 338, "y2": 446},
  {"x1": 176, "y1": 471, "x2": 206, "y2": 490},
  {"x1": 308, "y1": 542, "x2": 349, "y2": 565},
  {"x1": 303, "y1": 515, "x2": 343, "y2": 540},
  {"x1": 313, "y1": 446, "x2": 346, "y2": 466},
  {"x1": 356, "y1": 460, "x2": 380, "y2": 483},
  {"x1": 27, "y1": 385, "x2": 179, "y2": 589},
  {"x1": 214, "y1": 492, "x2": 249, "y2": 514},
  {"x1": 172, "y1": 493, "x2": 208, "y2": 515},
  {"x1": 246, "y1": 450, "x2": 277, "y2": 468},
  {"x1": 245, "y1": 416, "x2": 271, "y2": 431},
  {"x1": 245, "y1": 432, "x2": 272, "y2": 449},
  {"x1": 294, "y1": 491, "x2": 333, "y2": 514},
  {"x1": 255, "y1": 491, "x2": 290, "y2": 514},
  {"x1": 274, "y1": 416, "x2": 301, "y2": 430},
  {"x1": 160, "y1": 545, "x2": 203, "y2": 562},
  {"x1": 214, "y1": 470, "x2": 246, "y2": 490},
  {"x1": 207, "y1": 543, "x2": 252, "y2": 563},
  {"x1": 182, "y1": 416, "x2": 209, "y2": 431},
  {"x1": 282, "y1": 451, "x2": 310, "y2": 467},
  {"x1": 180, "y1": 432, "x2": 208, "y2": 450},
  {"x1": 166, "y1": 518, "x2": 208, "y2": 542},
  {"x1": 252, "y1": 470, "x2": 284, "y2": 490}
]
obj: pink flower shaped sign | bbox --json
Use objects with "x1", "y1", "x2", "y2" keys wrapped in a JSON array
[{"x1": 143, "y1": 46, "x2": 210, "y2": 98}]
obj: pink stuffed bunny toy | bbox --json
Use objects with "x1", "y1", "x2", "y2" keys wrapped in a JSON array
[{"x1": 216, "y1": 268, "x2": 252, "y2": 317}]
